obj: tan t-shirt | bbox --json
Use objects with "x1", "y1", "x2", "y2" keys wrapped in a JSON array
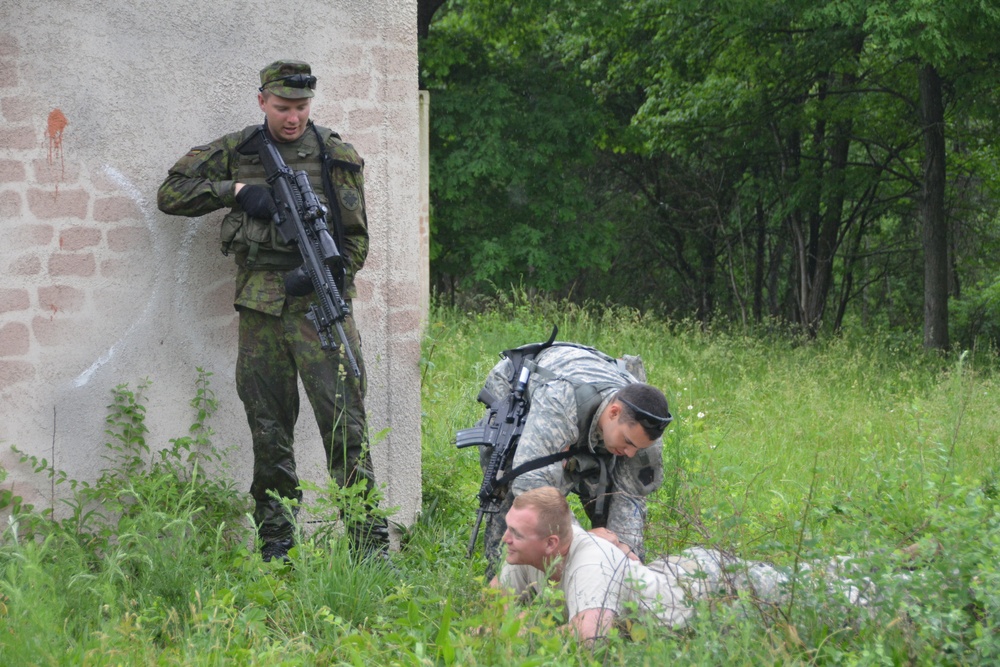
[{"x1": 499, "y1": 525, "x2": 695, "y2": 629}]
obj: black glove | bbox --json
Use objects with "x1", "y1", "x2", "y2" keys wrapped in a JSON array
[{"x1": 235, "y1": 184, "x2": 276, "y2": 220}]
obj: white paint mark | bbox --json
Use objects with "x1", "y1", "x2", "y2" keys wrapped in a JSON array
[
  {"x1": 73, "y1": 165, "x2": 165, "y2": 388},
  {"x1": 74, "y1": 342, "x2": 121, "y2": 387}
]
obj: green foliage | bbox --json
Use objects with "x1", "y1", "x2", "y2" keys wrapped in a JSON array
[
  {"x1": 0, "y1": 463, "x2": 28, "y2": 518},
  {"x1": 1, "y1": 370, "x2": 251, "y2": 663},
  {"x1": 422, "y1": 2, "x2": 620, "y2": 295},
  {"x1": 952, "y1": 275, "x2": 1000, "y2": 351},
  {"x1": 422, "y1": 298, "x2": 1000, "y2": 663},
  {"x1": 13, "y1": 371, "x2": 245, "y2": 548},
  {"x1": 4, "y1": 305, "x2": 1000, "y2": 663},
  {"x1": 423, "y1": 0, "x2": 1000, "y2": 341}
]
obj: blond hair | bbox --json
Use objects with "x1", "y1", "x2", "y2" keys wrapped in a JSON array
[{"x1": 512, "y1": 487, "x2": 572, "y2": 543}]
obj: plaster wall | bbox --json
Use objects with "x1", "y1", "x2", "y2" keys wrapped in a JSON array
[{"x1": 0, "y1": 1, "x2": 422, "y2": 536}]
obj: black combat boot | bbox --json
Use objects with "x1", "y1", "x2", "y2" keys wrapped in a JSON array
[{"x1": 261, "y1": 537, "x2": 295, "y2": 563}]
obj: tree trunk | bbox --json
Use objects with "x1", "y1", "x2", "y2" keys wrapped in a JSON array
[
  {"x1": 919, "y1": 63, "x2": 949, "y2": 350},
  {"x1": 803, "y1": 122, "x2": 851, "y2": 335},
  {"x1": 696, "y1": 224, "x2": 718, "y2": 321}
]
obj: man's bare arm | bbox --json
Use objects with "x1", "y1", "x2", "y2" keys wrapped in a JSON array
[{"x1": 568, "y1": 607, "x2": 616, "y2": 643}]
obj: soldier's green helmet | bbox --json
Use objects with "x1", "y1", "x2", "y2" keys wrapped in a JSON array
[{"x1": 258, "y1": 60, "x2": 316, "y2": 99}]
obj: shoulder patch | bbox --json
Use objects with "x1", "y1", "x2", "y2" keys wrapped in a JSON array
[
  {"x1": 338, "y1": 187, "x2": 361, "y2": 211},
  {"x1": 185, "y1": 145, "x2": 212, "y2": 157}
]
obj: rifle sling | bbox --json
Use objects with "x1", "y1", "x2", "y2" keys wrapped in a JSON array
[
  {"x1": 492, "y1": 448, "x2": 580, "y2": 490},
  {"x1": 490, "y1": 329, "x2": 619, "y2": 519},
  {"x1": 472, "y1": 325, "x2": 623, "y2": 521},
  {"x1": 311, "y1": 123, "x2": 347, "y2": 290},
  {"x1": 490, "y1": 446, "x2": 613, "y2": 523}
]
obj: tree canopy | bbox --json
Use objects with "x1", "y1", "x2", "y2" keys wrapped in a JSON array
[{"x1": 419, "y1": 0, "x2": 1000, "y2": 347}]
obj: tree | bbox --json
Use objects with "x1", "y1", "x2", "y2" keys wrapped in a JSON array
[
  {"x1": 864, "y1": 0, "x2": 1000, "y2": 349},
  {"x1": 420, "y1": 3, "x2": 617, "y2": 297},
  {"x1": 540, "y1": 0, "x2": 918, "y2": 330},
  {"x1": 420, "y1": 0, "x2": 1000, "y2": 343}
]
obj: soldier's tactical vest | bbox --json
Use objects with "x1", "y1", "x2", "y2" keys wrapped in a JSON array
[
  {"x1": 498, "y1": 336, "x2": 655, "y2": 522},
  {"x1": 220, "y1": 124, "x2": 343, "y2": 270}
]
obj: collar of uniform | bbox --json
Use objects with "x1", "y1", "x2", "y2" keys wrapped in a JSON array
[
  {"x1": 262, "y1": 121, "x2": 318, "y2": 159},
  {"x1": 589, "y1": 391, "x2": 616, "y2": 454}
]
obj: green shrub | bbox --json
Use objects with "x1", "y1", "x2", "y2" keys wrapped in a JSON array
[{"x1": 952, "y1": 275, "x2": 1000, "y2": 351}]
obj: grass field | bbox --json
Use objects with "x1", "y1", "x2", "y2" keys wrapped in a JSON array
[{"x1": 3, "y1": 297, "x2": 1000, "y2": 665}]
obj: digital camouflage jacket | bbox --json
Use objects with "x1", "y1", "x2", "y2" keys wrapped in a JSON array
[{"x1": 481, "y1": 344, "x2": 665, "y2": 554}]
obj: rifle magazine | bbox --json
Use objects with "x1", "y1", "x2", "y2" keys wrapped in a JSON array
[{"x1": 455, "y1": 426, "x2": 496, "y2": 449}]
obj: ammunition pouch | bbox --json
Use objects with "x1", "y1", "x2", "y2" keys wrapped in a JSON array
[{"x1": 221, "y1": 207, "x2": 304, "y2": 267}]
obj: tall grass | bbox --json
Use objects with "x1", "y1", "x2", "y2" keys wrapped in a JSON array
[{"x1": 2, "y1": 297, "x2": 1000, "y2": 665}]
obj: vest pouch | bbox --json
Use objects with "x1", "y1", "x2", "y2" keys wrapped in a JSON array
[
  {"x1": 621, "y1": 354, "x2": 647, "y2": 382},
  {"x1": 631, "y1": 444, "x2": 664, "y2": 495},
  {"x1": 577, "y1": 471, "x2": 608, "y2": 503},
  {"x1": 565, "y1": 453, "x2": 601, "y2": 478},
  {"x1": 220, "y1": 210, "x2": 283, "y2": 258}
]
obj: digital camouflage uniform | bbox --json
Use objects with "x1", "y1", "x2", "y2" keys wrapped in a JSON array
[
  {"x1": 478, "y1": 345, "x2": 664, "y2": 576},
  {"x1": 157, "y1": 112, "x2": 381, "y2": 547}
]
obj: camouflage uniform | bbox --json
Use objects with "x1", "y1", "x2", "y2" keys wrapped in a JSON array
[
  {"x1": 157, "y1": 64, "x2": 380, "y2": 549},
  {"x1": 479, "y1": 345, "x2": 664, "y2": 575}
]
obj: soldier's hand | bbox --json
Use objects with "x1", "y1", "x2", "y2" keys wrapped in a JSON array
[
  {"x1": 589, "y1": 527, "x2": 640, "y2": 561},
  {"x1": 235, "y1": 184, "x2": 277, "y2": 220}
]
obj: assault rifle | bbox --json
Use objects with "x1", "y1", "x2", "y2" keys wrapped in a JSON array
[
  {"x1": 456, "y1": 326, "x2": 560, "y2": 557},
  {"x1": 236, "y1": 127, "x2": 360, "y2": 377}
]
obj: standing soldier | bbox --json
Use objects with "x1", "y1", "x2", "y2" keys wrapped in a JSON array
[{"x1": 157, "y1": 60, "x2": 387, "y2": 562}]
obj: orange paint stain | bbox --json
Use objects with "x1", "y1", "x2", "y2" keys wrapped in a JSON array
[{"x1": 46, "y1": 109, "x2": 68, "y2": 193}]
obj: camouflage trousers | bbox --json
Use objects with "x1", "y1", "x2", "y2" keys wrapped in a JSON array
[
  {"x1": 236, "y1": 299, "x2": 374, "y2": 542},
  {"x1": 645, "y1": 547, "x2": 878, "y2": 627}
]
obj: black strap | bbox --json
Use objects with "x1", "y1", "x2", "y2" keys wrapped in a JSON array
[
  {"x1": 491, "y1": 324, "x2": 611, "y2": 491},
  {"x1": 493, "y1": 448, "x2": 579, "y2": 489},
  {"x1": 495, "y1": 446, "x2": 613, "y2": 524},
  {"x1": 592, "y1": 458, "x2": 612, "y2": 523},
  {"x1": 311, "y1": 123, "x2": 347, "y2": 290},
  {"x1": 501, "y1": 325, "x2": 558, "y2": 384}
]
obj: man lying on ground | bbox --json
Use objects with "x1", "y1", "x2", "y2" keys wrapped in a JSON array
[{"x1": 490, "y1": 486, "x2": 877, "y2": 643}]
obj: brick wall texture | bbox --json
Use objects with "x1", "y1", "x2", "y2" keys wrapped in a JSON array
[{"x1": 2, "y1": 39, "x2": 142, "y2": 388}]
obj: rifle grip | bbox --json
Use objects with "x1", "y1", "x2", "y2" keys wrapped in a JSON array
[{"x1": 478, "y1": 387, "x2": 498, "y2": 407}]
